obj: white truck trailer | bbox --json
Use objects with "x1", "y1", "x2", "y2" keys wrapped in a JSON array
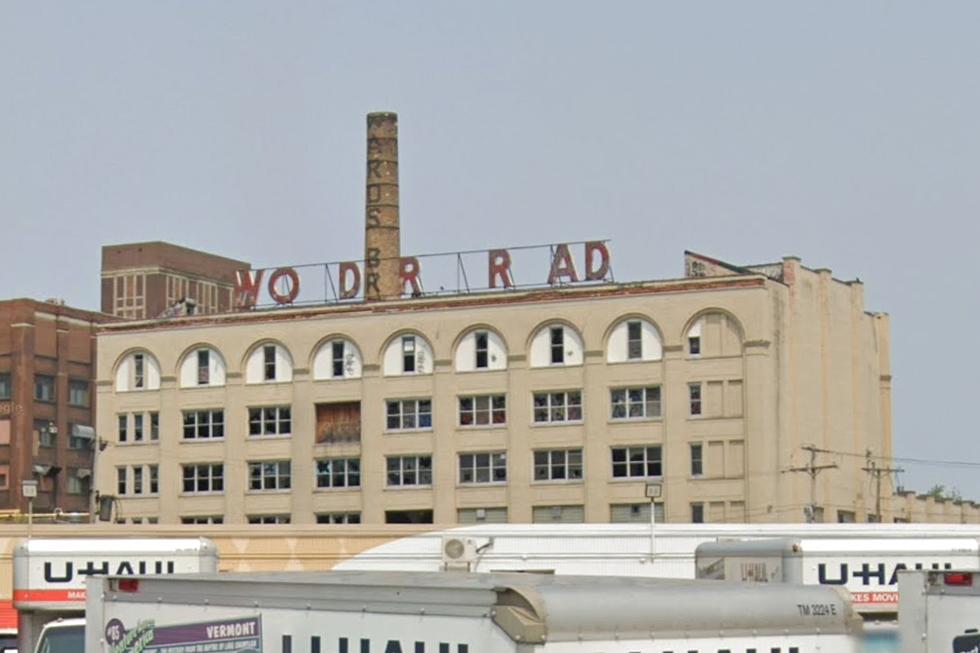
[
  {"x1": 14, "y1": 539, "x2": 218, "y2": 653},
  {"x1": 898, "y1": 569, "x2": 980, "y2": 653},
  {"x1": 83, "y1": 570, "x2": 863, "y2": 653}
]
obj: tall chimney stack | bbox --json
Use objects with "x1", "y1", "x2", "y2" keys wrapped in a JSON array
[{"x1": 364, "y1": 112, "x2": 401, "y2": 301}]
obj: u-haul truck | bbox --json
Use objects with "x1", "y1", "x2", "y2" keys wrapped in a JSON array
[
  {"x1": 898, "y1": 569, "x2": 980, "y2": 653},
  {"x1": 14, "y1": 539, "x2": 217, "y2": 653},
  {"x1": 85, "y1": 570, "x2": 863, "y2": 653},
  {"x1": 695, "y1": 537, "x2": 980, "y2": 615}
]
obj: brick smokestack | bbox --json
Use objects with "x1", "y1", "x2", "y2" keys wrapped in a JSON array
[{"x1": 364, "y1": 112, "x2": 401, "y2": 301}]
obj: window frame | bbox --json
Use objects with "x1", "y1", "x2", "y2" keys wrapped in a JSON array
[
  {"x1": 690, "y1": 443, "x2": 704, "y2": 476},
  {"x1": 458, "y1": 394, "x2": 506, "y2": 427},
  {"x1": 263, "y1": 344, "x2": 277, "y2": 381},
  {"x1": 386, "y1": 455, "x2": 433, "y2": 487},
  {"x1": 402, "y1": 335, "x2": 417, "y2": 373},
  {"x1": 181, "y1": 463, "x2": 225, "y2": 494},
  {"x1": 197, "y1": 349, "x2": 210, "y2": 385},
  {"x1": 458, "y1": 452, "x2": 507, "y2": 485},
  {"x1": 248, "y1": 460, "x2": 292, "y2": 492},
  {"x1": 533, "y1": 448, "x2": 584, "y2": 483},
  {"x1": 532, "y1": 390, "x2": 583, "y2": 424},
  {"x1": 610, "y1": 386, "x2": 662, "y2": 421},
  {"x1": 182, "y1": 409, "x2": 225, "y2": 440},
  {"x1": 474, "y1": 330, "x2": 489, "y2": 369},
  {"x1": 626, "y1": 320, "x2": 643, "y2": 360},
  {"x1": 331, "y1": 341, "x2": 345, "y2": 378},
  {"x1": 33, "y1": 375, "x2": 55, "y2": 403},
  {"x1": 248, "y1": 405, "x2": 292, "y2": 437},
  {"x1": 549, "y1": 326, "x2": 564, "y2": 364},
  {"x1": 385, "y1": 398, "x2": 433, "y2": 431},
  {"x1": 0, "y1": 373, "x2": 10, "y2": 400},
  {"x1": 688, "y1": 382, "x2": 703, "y2": 416},
  {"x1": 68, "y1": 379, "x2": 90, "y2": 407},
  {"x1": 611, "y1": 445, "x2": 663, "y2": 479},
  {"x1": 315, "y1": 457, "x2": 361, "y2": 489}
]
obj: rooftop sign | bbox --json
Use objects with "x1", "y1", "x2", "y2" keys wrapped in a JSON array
[{"x1": 233, "y1": 240, "x2": 612, "y2": 310}]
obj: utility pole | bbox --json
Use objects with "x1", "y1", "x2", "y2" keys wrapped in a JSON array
[
  {"x1": 786, "y1": 445, "x2": 838, "y2": 523},
  {"x1": 862, "y1": 454, "x2": 904, "y2": 523}
]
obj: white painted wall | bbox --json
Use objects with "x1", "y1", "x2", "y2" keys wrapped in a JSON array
[
  {"x1": 455, "y1": 329, "x2": 507, "y2": 372},
  {"x1": 606, "y1": 318, "x2": 663, "y2": 363},
  {"x1": 312, "y1": 339, "x2": 363, "y2": 380},
  {"x1": 529, "y1": 324, "x2": 583, "y2": 367},
  {"x1": 178, "y1": 348, "x2": 227, "y2": 387},
  {"x1": 383, "y1": 334, "x2": 433, "y2": 376},
  {"x1": 245, "y1": 343, "x2": 293, "y2": 384},
  {"x1": 114, "y1": 352, "x2": 161, "y2": 392}
]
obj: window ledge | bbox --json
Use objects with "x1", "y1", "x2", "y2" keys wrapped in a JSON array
[
  {"x1": 530, "y1": 479, "x2": 585, "y2": 486},
  {"x1": 457, "y1": 482, "x2": 508, "y2": 488},
  {"x1": 610, "y1": 476, "x2": 664, "y2": 483},
  {"x1": 246, "y1": 434, "x2": 293, "y2": 441},
  {"x1": 608, "y1": 417, "x2": 663, "y2": 424},
  {"x1": 180, "y1": 492, "x2": 225, "y2": 497},
  {"x1": 457, "y1": 424, "x2": 508, "y2": 431},
  {"x1": 530, "y1": 420, "x2": 585, "y2": 428},
  {"x1": 383, "y1": 485, "x2": 432, "y2": 491},
  {"x1": 180, "y1": 438, "x2": 226, "y2": 444},
  {"x1": 384, "y1": 428, "x2": 434, "y2": 435},
  {"x1": 313, "y1": 486, "x2": 362, "y2": 493},
  {"x1": 244, "y1": 489, "x2": 292, "y2": 495}
]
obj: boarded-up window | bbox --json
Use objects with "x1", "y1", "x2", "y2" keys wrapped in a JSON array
[
  {"x1": 316, "y1": 402, "x2": 361, "y2": 444},
  {"x1": 458, "y1": 507, "x2": 508, "y2": 524},
  {"x1": 727, "y1": 440, "x2": 745, "y2": 477},
  {"x1": 709, "y1": 501, "x2": 726, "y2": 523},
  {"x1": 707, "y1": 441, "x2": 725, "y2": 477},
  {"x1": 728, "y1": 501, "x2": 746, "y2": 522},
  {"x1": 610, "y1": 503, "x2": 665, "y2": 523},
  {"x1": 725, "y1": 380, "x2": 744, "y2": 417},
  {"x1": 532, "y1": 505, "x2": 584, "y2": 524},
  {"x1": 0, "y1": 420, "x2": 9, "y2": 445}
]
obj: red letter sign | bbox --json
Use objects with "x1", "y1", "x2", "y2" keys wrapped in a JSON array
[
  {"x1": 268, "y1": 267, "x2": 300, "y2": 305},
  {"x1": 338, "y1": 262, "x2": 361, "y2": 300},
  {"x1": 400, "y1": 257, "x2": 423, "y2": 296},
  {"x1": 488, "y1": 249, "x2": 514, "y2": 289},
  {"x1": 234, "y1": 270, "x2": 265, "y2": 309},
  {"x1": 584, "y1": 241, "x2": 611, "y2": 281},
  {"x1": 547, "y1": 244, "x2": 579, "y2": 285}
]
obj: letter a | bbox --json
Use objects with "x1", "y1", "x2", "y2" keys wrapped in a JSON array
[{"x1": 547, "y1": 244, "x2": 579, "y2": 285}]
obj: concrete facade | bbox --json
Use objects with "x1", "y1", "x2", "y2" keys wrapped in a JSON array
[
  {"x1": 101, "y1": 241, "x2": 251, "y2": 319},
  {"x1": 92, "y1": 251, "x2": 907, "y2": 525},
  {"x1": 0, "y1": 299, "x2": 114, "y2": 512}
]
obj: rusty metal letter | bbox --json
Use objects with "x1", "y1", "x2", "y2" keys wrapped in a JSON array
[
  {"x1": 488, "y1": 249, "x2": 514, "y2": 289},
  {"x1": 400, "y1": 257, "x2": 423, "y2": 296},
  {"x1": 584, "y1": 241, "x2": 611, "y2": 281},
  {"x1": 234, "y1": 269, "x2": 265, "y2": 309},
  {"x1": 547, "y1": 243, "x2": 579, "y2": 285},
  {"x1": 339, "y1": 262, "x2": 361, "y2": 300},
  {"x1": 267, "y1": 267, "x2": 300, "y2": 305}
]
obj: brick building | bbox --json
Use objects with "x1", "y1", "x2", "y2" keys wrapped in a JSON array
[
  {"x1": 0, "y1": 299, "x2": 115, "y2": 513},
  {"x1": 101, "y1": 242, "x2": 250, "y2": 319}
]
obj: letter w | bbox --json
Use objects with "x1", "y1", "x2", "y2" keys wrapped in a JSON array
[{"x1": 235, "y1": 270, "x2": 265, "y2": 309}]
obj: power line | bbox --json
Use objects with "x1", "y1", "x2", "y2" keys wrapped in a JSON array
[{"x1": 784, "y1": 445, "x2": 839, "y2": 523}]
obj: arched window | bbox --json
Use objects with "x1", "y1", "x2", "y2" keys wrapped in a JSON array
[
  {"x1": 245, "y1": 342, "x2": 293, "y2": 384},
  {"x1": 179, "y1": 347, "x2": 227, "y2": 388},
  {"x1": 313, "y1": 338, "x2": 363, "y2": 380},
  {"x1": 685, "y1": 312, "x2": 744, "y2": 357},
  {"x1": 383, "y1": 333, "x2": 433, "y2": 376},
  {"x1": 606, "y1": 317, "x2": 663, "y2": 363},
  {"x1": 529, "y1": 323, "x2": 583, "y2": 368},
  {"x1": 114, "y1": 351, "x2": 161, "y2": 392},
  {"x1": 455, "y1": 328, "x2": 507, "y2": 372}
]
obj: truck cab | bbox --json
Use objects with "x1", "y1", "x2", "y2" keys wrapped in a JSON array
[{"x1": 34, "y1": 619, "x2": 84, "y2": 653}]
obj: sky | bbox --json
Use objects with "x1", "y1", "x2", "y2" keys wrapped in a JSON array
[{"x1": 1, "y1": 2, "x2": 978, "y2": 497}]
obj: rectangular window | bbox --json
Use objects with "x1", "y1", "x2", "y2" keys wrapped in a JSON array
[
  {"x1": 263, "y1": 345, "x2": 277, "y2": 381},
  {"x1": 627, "y1": 320, "x2": 642, "y2": 359},
  {"x1": 68, "y1": 380, "x2": 90, "y2": 407},
  {"x1": 248, "y1": 515, "x2": 291, "y2": 525},
  {"x1": 182, "y1": 410, "x2": 225, "y2": 440},
  {"x1": 611, "y1": 445, "x2": 663, "y2": 478},
  {"x1": 150, "y1": 412, "x2": 159, "y2": 441},
  {"x1": 118, "y1": 415, "x2": 127, "y2": 443},
  {"x1": 386, "y1": 455, "x2": 433, "y2": 487},
  {"x1": 133, "y1": 353, "x2": 145, "y2": 389},
  {"x1": 689, "y1": 383, "x2": 702, "y2": 416},
  {"x1": 316, "y1": 512, "x2": 361, "y2": 524},
  {"x1": 458, "y1": 394, "x2": 506, "y2": 426},
  {"x1": 692, "y1": 502, "x2": 705, "y2": 523},
  {"x1": 248, "y1": 406, "x2": 292, "y2": 436},
  {"x1": 458, "y1": 507, "x2": 508, "y2": 524},
  {"x1": 34, "y1": 375, "x2": 55, "y2": 402},
  {"x1": 549, "y1": 327, "x2": 564, "y2": 364},
  {"x1": 386, "y1": 399, "x2": 432, "y2": 430},
  {"x1": 67, "y1": 468, "x2": 90, "y2": 495},
  {"x1": 133, "y1": 414, "x2": 144, "y2": 442},
  {"x1": 197, "y1": 349, "x2": 210, "y2": 385},
  {"x1": 533, "y1": 449, "x2": 583, "y2": 482},
  {"x1": 315, "y1": 458, "x2": 361, "y2": 488},
  {"x1": 331, "y1": 341, "x2": 345, "y2": 377},
  {"x1": 691, "y1": 443, "x2": 703, "y2": 476},
  {"x1": 402, "y1": 336, "x2": 416, "y2": 373},
  {"x1": 248, "y1": 460, "x2": 291, "y2": 491},
  {"x1": 610, "y1": 503, "x2": 665, "y2": 523},
  {"x1": 689, "y1": 335, "x2": 701, "y2": 356},
  {"x1": 68, "y1": 424, "x2": 93, "y2": 450},
  {"x1": 133, "y1": 466, "x2": 144, "y2": 495},
  {"x1": 35, "y1": 420, "x2": 55, "y2": 448},
  {"x1": 182, "y1": 464, "x2": 224, "y2": 494},
  {"x1": 181, "y1": 516, "x2": 224, "y2": 525},
  {"x1": 532, "y1": 505, "x2": 584, "y2": 524},
  {"x1": 458, "y1": 452, "x2": 507, "y2": 484},
  {"x1": 610, "y1": 386, "x2": 662, "y2": 420},
  {"x1": 149, "y1": 465, "x2": 159, "y2": 494},
  {"x1": 474, "y1": 331, "x2": 489, "y2": 369},
  {"x1": 0, "y1": 373, "x2": 10, "y2": 400},
  {"x1": 533, "y1": 390, "x2": 583, "y2": 424},
  {"x1": 117, "y1": 467, "x2": 127, "y2": 495}
]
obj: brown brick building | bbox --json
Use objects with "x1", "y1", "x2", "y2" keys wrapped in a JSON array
[
  {"x1": 0, "y1": 299, "x2": 115, "y2": 513},
  {"x1": 101, "y1": 242, "x2": 250, "y2": 319}
]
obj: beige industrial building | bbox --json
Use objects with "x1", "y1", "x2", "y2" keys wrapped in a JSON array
[{"x1": 91, "y1": 248, "x2": 904, "y2": 525}]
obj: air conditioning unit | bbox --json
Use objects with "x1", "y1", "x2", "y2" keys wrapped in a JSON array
[
  {"x1": 47, "y1": 424, "x2": 58, "y2": 434},
  {"x1": 441, "y1": 537, "x2": 478, "y2": 571}
]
